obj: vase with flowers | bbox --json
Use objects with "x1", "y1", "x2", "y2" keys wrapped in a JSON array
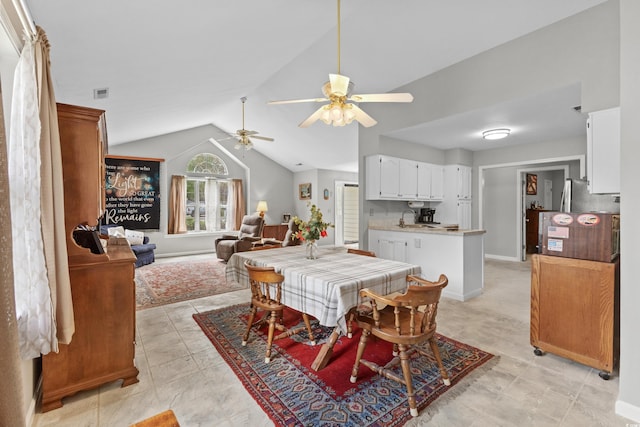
[{"x1": 292, "y1": 203, "x2": 333, "y2": 259}]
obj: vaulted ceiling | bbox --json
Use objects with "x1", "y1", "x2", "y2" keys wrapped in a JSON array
[{"x1": 25, "y1": 0, "x2": 606, "y2": 172}]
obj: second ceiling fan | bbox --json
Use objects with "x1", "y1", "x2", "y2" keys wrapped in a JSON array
[
  {"x1": 268, "y1": 0, "x2": 413, "y2": 128},
  {"x1": 226, "y1": 97, "x2": 274, "y2": 150}
]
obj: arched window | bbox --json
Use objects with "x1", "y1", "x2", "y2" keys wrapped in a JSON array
[
  {"x1": 185, "y1": 153, "x2": 230, "y2": 232},
  {"x1": 186, "y1": 153, "x2": 228, "y2": 175}
]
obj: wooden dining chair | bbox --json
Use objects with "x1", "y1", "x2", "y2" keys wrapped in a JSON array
[
  {"x1": 349, "y1": 274, "x2": 450, "y2": 418},
  {"x1": 347, "y1": 248, "x2": 376, "y2": 257},
  {"x1": 345, "y1": 248, "x2": 377, "y2": 338},
  {"x1": 242, "y1": 261, "x2": 316, "y2": 363}
]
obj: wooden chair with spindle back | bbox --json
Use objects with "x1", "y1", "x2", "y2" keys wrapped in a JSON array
[
  {"x1": 243, "y1": 261, "x2": 316, "y2": 363},
  {"x1": 345, "y1": 248, "x2": 377, "y2": 338},
  {"x1": 349, "y1": 274, "x2": 450, "y2": 418}
]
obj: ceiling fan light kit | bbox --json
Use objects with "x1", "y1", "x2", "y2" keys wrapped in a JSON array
[
  {"x1": 482, "y1": 128, "x2": 511, "y2": 140},
  {"x1": 224, "y1": 97, "x2": 274, "y2": 151},
  {"x1": 268, "y1": 0, "x2": 413, "y2": 128}
]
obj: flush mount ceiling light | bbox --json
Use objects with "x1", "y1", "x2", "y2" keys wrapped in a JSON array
[{"x1": 482, "y1": 128, "x2": 511, "y2": 140}]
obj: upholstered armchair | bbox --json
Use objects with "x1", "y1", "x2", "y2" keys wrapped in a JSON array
[{"x1": 215, "y1": 213, "x2": 265, "y2": 262}]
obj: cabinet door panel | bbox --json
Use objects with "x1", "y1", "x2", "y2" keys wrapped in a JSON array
[{"x1": 379, "y1": 156, "x2": 400, "y2": 198}]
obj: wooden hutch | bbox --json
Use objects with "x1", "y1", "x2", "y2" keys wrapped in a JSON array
[{"x1": 40, "y1": 104, "x2": 139, "y2": 412}]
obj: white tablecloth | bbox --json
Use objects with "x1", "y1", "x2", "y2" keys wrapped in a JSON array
[{"x1": 226, "y1": 245, "x2": 421, "y2": 333}]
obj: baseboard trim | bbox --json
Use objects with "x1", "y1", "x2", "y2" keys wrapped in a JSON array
[
  {"x1": 616, "y1": 399, "x2": 640, "y2": 423},
  {"x1": 155, "y1": 250, "x2": 214, "y2": 259},
  {"x1": 485, "y1": 254, "x2": 521, "y2": 262}
]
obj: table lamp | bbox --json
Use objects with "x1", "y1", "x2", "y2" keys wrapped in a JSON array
[{"x1": 256, "y1": 200, "x2": 268, "y2": 218}]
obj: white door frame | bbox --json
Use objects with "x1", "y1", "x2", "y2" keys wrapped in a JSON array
[
  {"x1": 334, "y1": 180, "x2": 358, "y2": 247},
  {"x1": 478, "y1": 155, "x2": 584, "y2": 262}
]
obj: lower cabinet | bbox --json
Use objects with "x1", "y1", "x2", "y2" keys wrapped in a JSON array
[
  {"x1": 263, "y1": 224, "x2": 288, "y2": 241},
  {"x1": 41, "y1": 246, "x2": 139, "y2": 412},
  {"x1": 368, "y1": 228, "x2": 485, "y2": 301},
  {"x1": 530, "y1": 254, "x2": 619, "y2": 377}
]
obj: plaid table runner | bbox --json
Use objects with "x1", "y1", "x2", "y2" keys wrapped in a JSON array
[{"x1": 226, "y1": 246, "x2": 421, "y2": 332}]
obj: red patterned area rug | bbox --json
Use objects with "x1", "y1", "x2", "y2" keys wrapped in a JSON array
[
  {"x1": 194, "y1": 304, "x2": 496, "y2": 426},
  {"x1": 135, "y1": 258, "x2": 244, "y2": 310}
]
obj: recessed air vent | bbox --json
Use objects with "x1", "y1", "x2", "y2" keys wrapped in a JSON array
[{"x1": 93, "y1": 88, "x2": 109, "y2": 99}]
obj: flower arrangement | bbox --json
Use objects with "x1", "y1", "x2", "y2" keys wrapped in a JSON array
[{"x1": 292, "y1": 203, "x2": 333, "y2": 242}]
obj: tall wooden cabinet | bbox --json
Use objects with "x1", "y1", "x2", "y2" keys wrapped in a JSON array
[
  {"x1": 530, "y1": 254, "x2": 619, "y2": 379},
  {"x1": 525, "y1": 209, "x2": 549, "y2": 253},
  {"x1": 41, "y1": 104, "x2": 139, "y2": 412}
]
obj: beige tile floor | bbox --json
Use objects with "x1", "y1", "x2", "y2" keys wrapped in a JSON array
[{"x1": 32, "y1": 256, "x2": 634, "y2": 427}]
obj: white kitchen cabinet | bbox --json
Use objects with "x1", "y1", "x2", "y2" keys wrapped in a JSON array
[
  {"x1": 366, "y1": 155, "x2": 444, "y2": 201},
  {"x1": 368, "y1": 230, "x2": 407, "y2": 262},
  {"x1": 366, "y1": 155, "x2": 400, "y2": 199},
  {"x1": 457, "y1": 200, "x2": 472, "y2": 230},
  {"x1": 417, "y1": 163, "x2": 444, "y2": 201},
  {"x1": 587, "y1": 107, "x2": 620, "y2": 194},
  {"x1": 431, "y1": 165, "x2": 445, "y2": 200},
  {"x1": 368, "y1": 227, "x2": 485, "y2": 301},
  {"x1": 398, "y1": 159, "x2": 418, "y2": 199}
]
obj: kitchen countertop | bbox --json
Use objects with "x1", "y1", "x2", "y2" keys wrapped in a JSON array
[{"x1": 368, "y1": 223, "x2": 486, "y2": 236}]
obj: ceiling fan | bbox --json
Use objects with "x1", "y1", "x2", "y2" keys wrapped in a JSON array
[
  {"x1": 268, "y1": 0, "x2": 413, "y2": 128},
  {"x1": 224, "y1": 97, "x2": 274, "y2": 150}
]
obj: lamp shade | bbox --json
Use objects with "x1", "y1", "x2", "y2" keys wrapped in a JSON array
[{"x1": 256, "y1": 201, "x2": 268, "y2": 213}]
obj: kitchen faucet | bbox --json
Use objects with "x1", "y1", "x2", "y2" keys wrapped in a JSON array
[{"x1": 399, "y1": 209, "x2": 415, "y2": 228}]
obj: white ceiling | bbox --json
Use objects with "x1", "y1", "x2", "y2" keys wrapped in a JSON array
[{"x1": 24, "y1": 0, "x2": 605, "y2": 172}]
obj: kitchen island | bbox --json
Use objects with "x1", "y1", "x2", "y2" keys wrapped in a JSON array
[{"x1": 368, "y1": 222, "x2": 486, "y2": 301}]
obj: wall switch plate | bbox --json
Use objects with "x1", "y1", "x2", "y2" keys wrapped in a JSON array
[
  {"x1": 369, "y1": 208, "x2": 374, "y2": 216},
  {"x1": 414, "y1": 238, "x2": 421, "y2": 248}
]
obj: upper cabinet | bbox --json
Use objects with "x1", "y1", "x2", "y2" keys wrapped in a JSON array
[
  {"x1": 445, "y1": 165, "x2": 472, "y2": 200},
  {"x1": 587, "y1": 107, "x2": 620, "y2": 194},
  {"x1": 366, "y1": 155, "x2": 444, "y2": 201}
]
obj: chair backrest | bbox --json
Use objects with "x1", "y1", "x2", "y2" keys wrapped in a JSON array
[
  {"x1": 281, "y1": 219, "x2": 301, "y2": 247},
  {"x1": 362, "y1": 274, "x2": 448, "y2": 337},
  {"x1": 239, "y1": 214, "x2": 265, "y2": 238},
  {"x1": 347, "y1": 248, "x2": 376, "y2": 257},
  {"x1": 244, "y1": 261, "x2": 284, "y2": 304}
]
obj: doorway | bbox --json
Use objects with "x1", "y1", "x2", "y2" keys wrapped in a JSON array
[
  {"x1": 334, "y1": 181, "x2": 359, "y2": 247},
  {"x1": 517, "y1": 166, "x2": 569, "y2": 261}
]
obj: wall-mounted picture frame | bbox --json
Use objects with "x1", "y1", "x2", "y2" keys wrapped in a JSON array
[
  {"x1": 299, "y1": 183, "x2": 311, "y2": 200},
  {"x1": 283, "y1": 213, "x2": 291, "y2": 223},
  {"x1": 323, "y1": 188, "x2": 329, "y2": 200},
  {"x1": 526, "y1": 173, "x2": 537, "y2": 195}
]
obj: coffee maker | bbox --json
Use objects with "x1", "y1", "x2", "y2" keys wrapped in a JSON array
[{"x1": 419, "y1": 208, "x2": 438, "y2": 224}]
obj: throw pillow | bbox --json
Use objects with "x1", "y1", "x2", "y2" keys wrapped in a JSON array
[
  {"x1": 107, "y1": 226, "x2": 126, "y2": 238},
  {"x1": 125, "y1": 229, "x2": 145, "y2": 246}
]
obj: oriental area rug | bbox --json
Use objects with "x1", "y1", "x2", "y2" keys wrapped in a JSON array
[
  {"x1": 193, "y1": 303, "x2": 496, "y2": 426},
  {"x1": 135, "y1": 258, "x2": 244, "y2": 310}
]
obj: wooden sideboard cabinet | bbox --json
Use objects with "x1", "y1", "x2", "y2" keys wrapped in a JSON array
[
  {"x1": 263, "y1": 224, "x2": 288, "y2": 241},
  {"x1": 530, "y1": 254, "x2": 619, "y2": 379},
  {"x1": 41, "y1": 104, "x2": 138, "y2": 412}
]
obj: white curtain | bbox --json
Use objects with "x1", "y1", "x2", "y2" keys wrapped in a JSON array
[
  {"x1": 204, "y1": 178, "x2": 218, "y2": 231},
  {"x1": 8, "y1": 32, "x2": 56, "y2": 358}
]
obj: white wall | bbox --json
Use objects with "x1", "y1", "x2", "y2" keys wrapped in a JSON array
[
  {"x1": 617, "y1": 0, "x2": 640, "y2": 420},
  {"x1": 109, "y1": 124, "x2": 295, "y2": 256}
]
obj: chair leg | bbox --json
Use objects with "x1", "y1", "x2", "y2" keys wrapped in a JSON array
[
  {"x1": 349, "y1": 329, "x2": 370, "y2": 383},
  {"x1": 301, "y1": 313, "x2": 316, "y2": 345},
  {"x1": 428, "y1": 337, "x2": 451, "y2": 386},
  {"x1": 265, "y1": 310, "x2": 279, "y2": 363},
  {"x1": 398, "y1": 344, "x2": 418, "y2": 417},
  {"x1": 242, "y1": 306, "x2": 258, "y2": 346}
]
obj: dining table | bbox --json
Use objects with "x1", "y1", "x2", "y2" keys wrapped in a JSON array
[{"x1": 225, "y1": 245, "x2": 421, "y2": 370}]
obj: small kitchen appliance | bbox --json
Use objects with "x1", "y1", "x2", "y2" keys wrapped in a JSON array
[{"x1": 418, "y1": 208, "x2": 438, "y2": 224}]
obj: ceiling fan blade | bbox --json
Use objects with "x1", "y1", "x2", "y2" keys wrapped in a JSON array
[
  {"x1": 350, "y1": 104, "x2": 378, "y2": 127},
  {"x1": 329, "y1": 74, "x2": 350, "y2": 96},
  {"x1": 299, "y1": 106, "x2": 328, "y2": 128},
  {"x1": 268, "y1": 97, "x2": 328, "y2": 105},
  {"x1": 242, "y1": 130, "x2": 259, "y2": 136},
  {"x1": 250, "y1": 135, "x2": 274, "y2": 142},
  {"x1": 349, "y1": 93, "x2": 414, "y2": 103}
]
